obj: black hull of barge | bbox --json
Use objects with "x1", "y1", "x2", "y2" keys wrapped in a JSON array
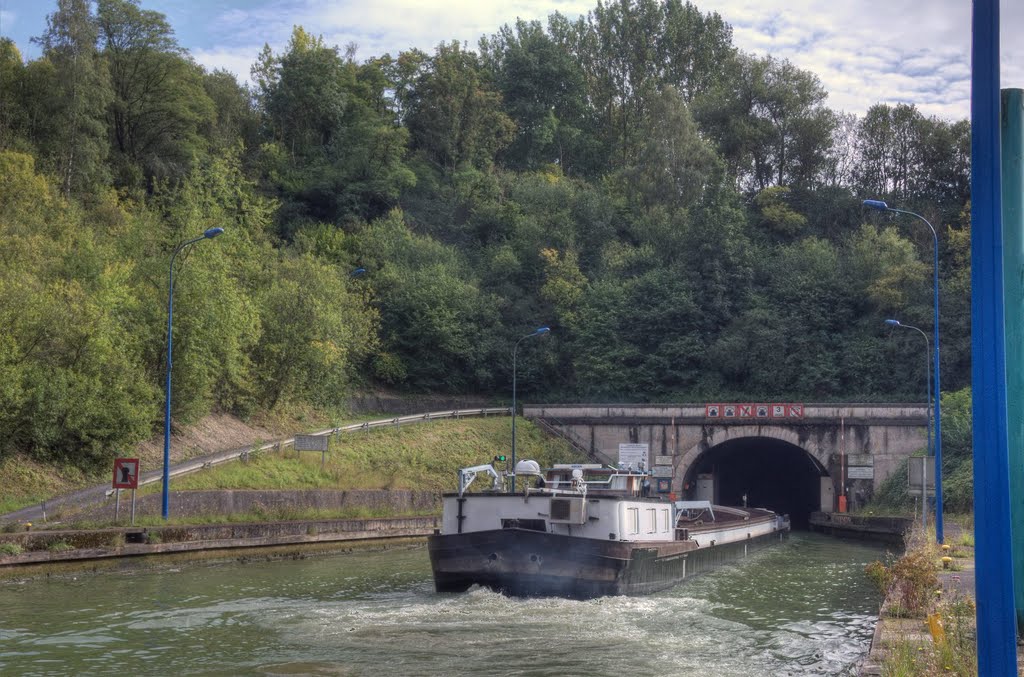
[{"x1": 428, "y1": 527, "x2": 788, "y2": 599}]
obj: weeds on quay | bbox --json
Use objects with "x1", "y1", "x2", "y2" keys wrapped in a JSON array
[{"x1": 866, "y1": 526, "x2": 978, "y2": 676}]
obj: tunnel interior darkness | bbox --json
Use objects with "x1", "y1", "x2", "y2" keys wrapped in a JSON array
[{"x1": 685, "y1": 437, "x2": 825, "y2": 529}]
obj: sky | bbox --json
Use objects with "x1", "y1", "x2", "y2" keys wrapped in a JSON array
[{"x1": 0, "y1": 0, "x2": 1021, "y2": 121}]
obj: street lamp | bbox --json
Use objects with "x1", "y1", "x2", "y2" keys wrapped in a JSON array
[
  {"x1": 162, "y1": 227, "x2": 224, "y2": 520},
  {"x1": 885, "y1": 319, "x2": 932, "y2": 531},
  {"x1": 511, "y1": 326, "x2": 550, "y2": 492},
  {"x1": 865, "y1": 199, "x2": 944, "y2": 543}
]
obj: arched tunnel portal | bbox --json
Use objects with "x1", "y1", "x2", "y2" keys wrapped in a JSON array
[{"x1": 683, "y1": 436, "x2": 826, "y2": 529}]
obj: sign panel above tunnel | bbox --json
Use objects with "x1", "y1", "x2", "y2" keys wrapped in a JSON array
[{"x1": 704, "y1": 403, "x2": 804, "y2": 420}]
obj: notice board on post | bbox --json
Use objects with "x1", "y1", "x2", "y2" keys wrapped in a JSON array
[
  {"x1": 294, "y1": 435, "x2": 329, "y2": 452},
  {"x1": 618, "y1": 443, "x2": 649, "y2": 470},
  {"x1": 907, "y1": 456, "x2": 936, "y2": 496}
]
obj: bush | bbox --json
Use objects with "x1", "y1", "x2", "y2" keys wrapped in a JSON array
[
  {"x1": 866, "y1": 547, "x2": 939, "y2": 618},
  {"x1": 0, "y1": 542, "x2": 23, "y2": 556}
]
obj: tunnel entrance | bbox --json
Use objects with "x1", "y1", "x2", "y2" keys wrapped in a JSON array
[{"x1": 684, "y1": 436, "x2": 825, "y2": 529}]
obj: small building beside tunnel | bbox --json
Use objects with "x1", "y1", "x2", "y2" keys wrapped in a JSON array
[{"x1": 523, "y1": 403, "x2": 928, "y2": 529}]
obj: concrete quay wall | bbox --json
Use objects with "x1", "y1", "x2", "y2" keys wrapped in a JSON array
[
  {"x1": 71, "y1": 489, "x2": 439, "y2": 521},
  {"x1": 0, "y1": 515, "x2": 438, "y2": 569}
]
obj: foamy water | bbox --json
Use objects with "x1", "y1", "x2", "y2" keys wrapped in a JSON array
[{"x1": 0, "y1": 533, "x2": 891, "y2": 676}]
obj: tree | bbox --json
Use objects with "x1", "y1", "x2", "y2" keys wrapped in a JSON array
[
  {"x1": 854, "y1": 103, "x2": 922, "y2": 202},
  {"x1": 350, "y1": 210, "x2": 504, "y2": 391},
  {"x1": 251, "y1": 254, "x2": 377, "y2": 409},
  {"x1": 404, "y1": 41, "x2": 515, "y2": 172},
  {"x1": 254, "y1": 27, "x2": 415, "y2": 229},
  {"x1": 754, "y1": 186, "x2": 807, "y2": 238},
  {"x1": 843, "y1": 223, "x2": 928, "y2": 316},
  {"x1": 480, "y1": 19, "x2": 591, "y2": 173},
  {"x1": 0, "y1": 40, "x2": 28, "y2": 151},
  {"x1": 201, "y1": 69, "x2": 259, "y2": 154},
  {"x1": 549, "y1": 0, "x2": 735, "y2": 173},
  {"x1": 97, "y1": 0, "x2": 215, "y2": 188},
  {"x1": 33, "y1": 0, "x2": 112, "y2": 196},
  {"x1": 697, "y1": 55, "x2": 834, "y2": 191},
  {"x1": 571, "y1": 267, "x2": 704, "y2": 398},
  {"x1": 616, "y1": 85, "x2": 723, "y2": 209}
]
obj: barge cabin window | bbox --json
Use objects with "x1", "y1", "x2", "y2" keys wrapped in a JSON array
[{"x1": 627, "y1": 507, "x2": 639, "y2": 535}]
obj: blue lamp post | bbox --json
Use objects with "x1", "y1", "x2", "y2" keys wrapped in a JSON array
[
  {"x1": 885, "y1": 319, "x2": 932, "y2": 530},
  {"x1": 865, "y1": 200, "x2": 943, "y2": 543},
  {"x1": 162, "y1": 227, "x2": 224, "y2": 520},
  {"x1": 511, "y1": 326, "x2": 550, "y2": 492}
]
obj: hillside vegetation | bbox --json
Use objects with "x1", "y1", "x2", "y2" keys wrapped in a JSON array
[{"x1": 0, "y1": 0, "x2": 975, "y2": 506}]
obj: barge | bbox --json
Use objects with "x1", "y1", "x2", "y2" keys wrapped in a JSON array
[{"x1": 428, "y1": 461, "x2": 790, "y2": 599}]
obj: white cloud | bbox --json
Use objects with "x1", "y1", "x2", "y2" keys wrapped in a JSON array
[
  {"x1": 696, "y1": 0, "x2": 1024, "y2": 119},
  {"x1": 194, "y1": 0, "x2": 596, "y2": 85},
  {"x1": 191, "y1": 46, "x2": 265, "y2": 83}
]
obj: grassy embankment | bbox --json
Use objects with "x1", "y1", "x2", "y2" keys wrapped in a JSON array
[{"x1": 2, "y1": 415, "x2": 586, "y2": 526}]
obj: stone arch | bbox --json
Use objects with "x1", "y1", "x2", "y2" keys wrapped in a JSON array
[
  {"x1": 674, "y1": 430, "x2": 831, "y2": 528},
  {"x1": 673, "y1": 424, "x2": 832, "y2": 494}
]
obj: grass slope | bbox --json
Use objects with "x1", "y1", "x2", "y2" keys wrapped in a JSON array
[{"x1": 169, "y1": 416, "x2": 585, "y2": 495}]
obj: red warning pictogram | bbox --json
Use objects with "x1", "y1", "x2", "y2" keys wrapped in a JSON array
[{"x1": 112, "y1": 458, "x2": 140, "y2": 489}]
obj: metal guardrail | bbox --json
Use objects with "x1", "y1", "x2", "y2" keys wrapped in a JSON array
[{"x1": 143, "y1": 407, "x2": 513, "y2": 488}]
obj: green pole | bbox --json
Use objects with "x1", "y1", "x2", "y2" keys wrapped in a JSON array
[{"x1": 1003, "y1": 87, "x2": 1024, "y2": 636}]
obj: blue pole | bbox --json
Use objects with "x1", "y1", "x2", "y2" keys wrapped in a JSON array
[
  {"x1": 930, "y1": 221, "x2": 942, "y2": 544},
  {"x1": 891, "y1": 209, "x2": 942, "y2": 543},
  {"x1": 971, "y1": 1, "x2": 1019, "y2": 672},
  {"x1": 885, "y1": 319, "x2": 932, "y2": 530},
  {"x1": 162, "y1": 228, "x2": 224, "y2": 520},
  {"x1": 162, "y1": 255, "x2": 175, "y2": 520},
  {"x1": 865, "y1": 202, "x2": 943, "y2": 542}
]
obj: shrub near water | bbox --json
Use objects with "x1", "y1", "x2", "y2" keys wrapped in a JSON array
[{"x1": 866, "y1": 547, "x2": 938, "y2": 618}]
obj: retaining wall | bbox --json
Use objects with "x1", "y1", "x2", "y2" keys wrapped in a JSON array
[
  {"x1": 0, "y1": 516, "x2": 438, "y2": 568},
  {"x1": 808, "y1": 511, "x2": 912, "y2": 545},
  {"x1": 71, "y1": 489, "x2": 439, "y2": 521}
]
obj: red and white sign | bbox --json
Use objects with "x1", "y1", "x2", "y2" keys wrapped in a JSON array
[
  {"x1": 705, "y1": 402, "x2": 805, "y2": 419},
  {"x1": 112, "y1": 458, "x2": 140, "y2": 489}
]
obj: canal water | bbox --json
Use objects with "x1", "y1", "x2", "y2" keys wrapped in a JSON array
[{"x1": 0, "y1": 533, "x2": 892, "y2": 676}]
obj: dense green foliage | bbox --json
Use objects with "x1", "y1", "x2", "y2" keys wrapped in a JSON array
[{"x1": 0, "y1": 0, "x2": 974, "y2": 473}]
